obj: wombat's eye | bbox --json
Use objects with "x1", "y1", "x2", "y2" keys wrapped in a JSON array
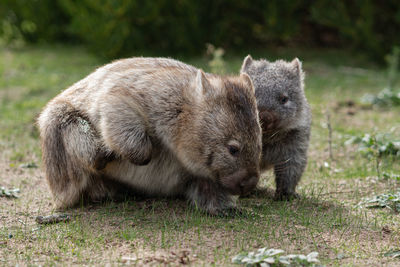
[
  {"x1": 280, "y1": 95, "x2": 289, "y2": 104},
  {"x1": 228, "y1": 145, "x2": 240, "y2": 156}
]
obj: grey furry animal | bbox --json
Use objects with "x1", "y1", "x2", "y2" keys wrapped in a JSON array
[
  {"x1": 38, "y1": 57, "x2": 262, "y2": 215},
  {"x1": 240, "y1": 55, "x2": 311, "y2": 200}
]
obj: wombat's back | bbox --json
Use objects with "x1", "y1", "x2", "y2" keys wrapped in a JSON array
[{"x1": 46, "y1": 57, "x2": 198, "y2": 129}]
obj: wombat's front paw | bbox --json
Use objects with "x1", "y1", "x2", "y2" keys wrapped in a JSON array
[
  {"x1": 274, "y1": 191, "x2": 300, "y2": 201},
  {"x1": 94, "y1": 151, "x2": 116, "y2": 170},
  {"x1": 241, "y1": 187, "x2": 274, "y2": 199},
  {"x1": 128, "y1": 154, "x2": 151, "y2": 166},
  {"x1": 204, "y1": 206, "x2": 243, "y2": 217},
  {"x1": 126, "y1": 136, "x2": 152, "y2": 166},
  {"x1": 186, "y1": 179, "x2": 238, "y2": 217},
  {"x1": 218, "y1": 207, "x2": 244, "y2": 217},
  {"x1": 195, "y1": 200, "x2": 238, "y2": 217}
]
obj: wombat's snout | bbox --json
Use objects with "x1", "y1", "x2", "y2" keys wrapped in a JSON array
[
  {"x1": 239, "y1": 175, "x2": 259, "y2": 195},
  {"x1": 222, "y1": 169, "x2": 259, "y2": 195},
  {"x1": 259, "y1": 109, "x2": 279, "y2": 131}
]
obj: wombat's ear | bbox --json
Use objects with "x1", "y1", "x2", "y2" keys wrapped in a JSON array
[
  {"x1": 291, "y1": 58, "x2": 303, "y2": 73},
  {"x1": 240, "y1": 73, "x2": 255, "y2": 94},
  {"x1": 240, "y1": 55, "x2": 253, "y2": 73},
  {"x1": 291, "y1": 58, "x2": 305, "y2": 88},
  {"x1": 195, "y1": 69, "x2": 212, "y2": 99}
]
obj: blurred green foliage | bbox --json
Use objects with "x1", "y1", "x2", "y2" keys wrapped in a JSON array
[
  {"x1": 1, "y1": 0, "x2": 400, "y2": 60},
  {"x1": 0, "y1": 0, "x2": 70, "y2": 44}
]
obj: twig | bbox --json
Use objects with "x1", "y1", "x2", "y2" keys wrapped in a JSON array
[
  {"x1": 35, "y1": 214, "x2": 70, "y2": 224},
  {"x1": 319, "y1": 190, "x2": 355, "y2": 196},
  {"x1": 372, "y1": 135, "x2": 381, "y2": 178},
  {"x1": 326, "y1": 110, "x2": 334, "y2": 161}
]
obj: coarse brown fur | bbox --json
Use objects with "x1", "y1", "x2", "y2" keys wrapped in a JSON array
[{"x1": 38, "y1": 57, "x2": 262, "y2": 215}]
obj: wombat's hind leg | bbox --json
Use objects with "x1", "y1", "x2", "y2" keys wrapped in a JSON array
[
  {"x1": 93, "y1": 150, "x2": 116, "y2": 170},
  {"x1": 39, "y1": 102, "x2": 105, "y2": 208}
]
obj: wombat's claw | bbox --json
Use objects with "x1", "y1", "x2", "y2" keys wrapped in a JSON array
[
  {"x1": 274, "y1": 191, "x2": 299, "y2": 201},
  {"x1": 94, "y1": 152, "x2": 116, "y2": 170},
  {"x1": 241, "y1": 187, "x2": 273, "y2": 199},
  {"x1": 212, "y1": 207, "x2": 243, "y2": 218},
  {"x1": 129, "y1": 156, "x2": 151, "y2": 166}
]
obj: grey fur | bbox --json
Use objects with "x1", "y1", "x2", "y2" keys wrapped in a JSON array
[{"x1": 241, "y1": 55, "x2": 311, "y2": 199}]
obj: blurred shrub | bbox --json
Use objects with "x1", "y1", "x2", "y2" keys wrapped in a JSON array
[
  {"x1": 1, "y1": 0, "x2": 400, "y2": 61},
  {"x1": 361, "y1": 47, "x2": 400, "y2": 107},
  {"x1": 58, "y1": 0, "x2": 202, "y2": 58},
  {"x1": 206, "y1": 44, "x2": 226, "y2": 74},
  {"x1": 0, "y1": 0, "x2": 70, "y2": 44},
  {"x1": 309, "y1": 0, "x2": 400, "y2": 61}
]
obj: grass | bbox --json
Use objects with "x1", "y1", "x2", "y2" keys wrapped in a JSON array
[{"x1": 1, "y1": 45, "x2": 400, "y2": 266}]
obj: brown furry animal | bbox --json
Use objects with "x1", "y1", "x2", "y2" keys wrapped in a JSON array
[{"x1": 38, "y1": 57, "x2": 262, "y2": 215}]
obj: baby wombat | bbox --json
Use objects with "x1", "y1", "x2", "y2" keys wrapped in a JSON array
[
  {"x1": 240, "y1": 55, "x2": 311, "y2": 200},
  {"x1": 38, "y1": 57, "x2": 262, "y2": 215}
]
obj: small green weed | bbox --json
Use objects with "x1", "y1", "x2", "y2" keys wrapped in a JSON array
[
  {"x1": 358, "y1": 191, "x2": 400, "y2": 212},
  {"x1": 361, "y1": 88, "x2": 400, "y2": 107},
  {"x1": 382, "y1": 172, "x2": 400, "y2": 181},
  {"x1": 19, "y1": 162, "x2": 38, "y2": 168},
  {"x1": 0, "y1": 186, "x2": 20, "y2": 198},
  {"x1": 345, "y1": 133, "x2": 400, "y2": 158},
  {"x1": 232, "y1": 248, "x2": 322, "y2": 267},
  {"x1": 384, "y1": 249, "x2": 400, "y2": 259},
  {"x1": 346, "y1": 133, "x2": 399, "y2": 177}
]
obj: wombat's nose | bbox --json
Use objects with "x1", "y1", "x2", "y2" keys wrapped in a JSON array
[
  {"x1": 240, "y1": 175, "x2": 259, "y2": 194},
  {"x1": 264, "y1": 121, "x2": 277, "y2": 130},
  {"x1": 259, "y1": 110, "x2": 278, "y2": 130}
]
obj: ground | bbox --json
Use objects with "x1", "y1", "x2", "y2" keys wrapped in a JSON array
[{"x1": 0, "y1": 45, "x2": 399, "y2": 266}]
